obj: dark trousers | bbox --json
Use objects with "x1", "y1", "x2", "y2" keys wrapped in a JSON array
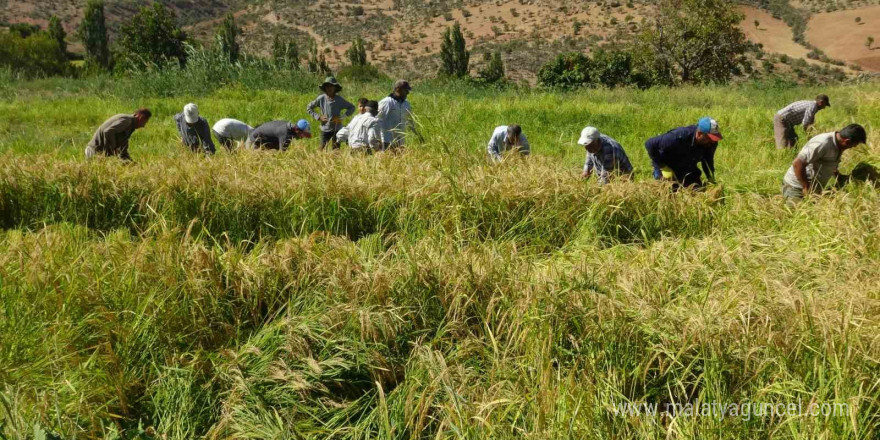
[{"x1": 321, "y1": 130, "x2": 340, "y2": 149}]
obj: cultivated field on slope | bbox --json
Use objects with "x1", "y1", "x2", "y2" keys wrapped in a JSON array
[
  {"x1": 807, "y1": 5, "x2": 880, "y2": 71},
  {"x1": 0, "y1": 79, "x2": 879, "y2": 439}
]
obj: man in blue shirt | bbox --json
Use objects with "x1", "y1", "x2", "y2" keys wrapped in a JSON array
[
  {"x1": 644, "y1": 117, "x2": 723, "y2": 189},
  {"x1": 578, "y1": 126, "x2": 633, "y2": 185}
]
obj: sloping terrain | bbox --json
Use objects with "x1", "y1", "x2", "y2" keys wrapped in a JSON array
[
  {"x1": 3, "y1": 0, "x2": 878, "y2": 78},
  {"x1": 806, "y1": 5, "x2": 880, "y2": 71}
]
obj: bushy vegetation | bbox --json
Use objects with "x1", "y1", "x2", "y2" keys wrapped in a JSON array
[
  {"x1": 0, "y1": 76, "x2": 879, "y2": 438},
  {"x1": 115, "y1": 3, "x2": 188, "y2": 71},
  {"x1": 0, "y1": 30, "x2": 70, "y2": 78}
]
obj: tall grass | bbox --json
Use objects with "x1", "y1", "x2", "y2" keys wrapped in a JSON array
[{"x1": 0, "y1": 78, "x2": 878, "y2": 439}]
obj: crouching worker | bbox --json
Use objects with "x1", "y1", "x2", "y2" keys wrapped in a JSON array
[
  {"x1": 85, "y1": 108, "x2": 152, "y2": 162},
  {"x1": 645, "y1": 117, "x2": 722, "y2": 190},
  {"x1": 488, "y1": 124, "x2": 530, "y2": 162},
  {"x1": 212, "y1": 118, "x2": 253, "y2": 151},
  {"x1": 174, "y1": 103, "x2": 215, "y2": 154},
  {"x1": 245, "y1": 119, "x2": 312, "y2": 151},
  {"x1": 336, "y1": 99, "x2": 382, "y2": 153},
  {"x1": 781, "y1": 123, "x2": 867, "y2": 205},
  {"x1": 578, "y1": 126, "x2": 633, "y2": 184}
]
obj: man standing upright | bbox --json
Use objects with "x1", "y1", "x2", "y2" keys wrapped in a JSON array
[
  {"x1": 307, "y1": 77, "x2": 356, "y2": 150},
  {"x1": 377, "y1": 80, "x2": 421, "y2": 151},
  {"x1": 174, "y1": 103, "x2": 215, "y2": 154},
  {"x1": 781, "y1": 123, "x2": 867, "y2": 204},
  {"x1": 645, "y1": 117, "x2": 723, "y2": 189},
  {"x1": 85, "y1": 108, "x2": 152, "y2": 162},
  {"x1": 774, "y1": 94, "x2": 830, "y2": 148}
]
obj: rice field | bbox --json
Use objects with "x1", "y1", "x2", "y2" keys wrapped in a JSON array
[{"x1": 0, "y1": 77, "x2": 878, "y2": 439}]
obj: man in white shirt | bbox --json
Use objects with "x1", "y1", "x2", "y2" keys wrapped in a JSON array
[
  {"x1": 377, "y1": 80, "x2": 421, "y2": 151},
  {"x1": 337, "y1": 100, "x2": 382, "y2": 153},
  {"x1": 782, "y1": 123, "x2": 866, "y2": 204},
  {"x1": 212, "y1": 118, "x2": 253, "y2": 151},
  {"x1": 487, "y1": 125, "x2": 530, "y2": 162}
]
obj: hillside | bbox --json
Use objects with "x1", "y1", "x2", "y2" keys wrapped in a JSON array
[{"x1": 1, "y1": 0, "x2": 878, "y2": 79}]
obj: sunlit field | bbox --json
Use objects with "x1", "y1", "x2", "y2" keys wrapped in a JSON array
[{"x1": 1, "y1": 77, "x2": 878, "y2": 439}]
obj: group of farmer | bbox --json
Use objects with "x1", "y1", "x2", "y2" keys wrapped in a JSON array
[{"x1": 86, "y1": 76, "x2": 869, "y2": 204}]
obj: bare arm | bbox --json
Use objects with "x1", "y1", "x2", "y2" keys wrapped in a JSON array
[{"x1": 793, "y1": 157, "x2": 811, "y2": 193}]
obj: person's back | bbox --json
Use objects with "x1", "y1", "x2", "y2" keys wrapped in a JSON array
[
  {"x1": 783, "y1": 132, "x2": 840, "y2": 190},
  {"x1": 86, "y1": 109, "x2": 151, "y2": 161},
  {"x1": 88, "y1": 114, "x2": 137, "y2": 157},
  {"x1": 773, "y1": 95, "x2": 829, "y2": 149},
  {"x1": 346, "y1": 113, "x2": 381, "y2": 151},
  {"x1": 212, "y1": 118, "x2": 253, "y2": 151},
  {"x1": 248, "y1": 120, "x2": 292, "y2": 150},
  {"x1": 644, "y1": 117, "x2": 721, "y2": 188},
  {"x1": 173, "y1": 103, "x2": 214, "y2": 154},
  {"x1": 377, "y1": 95, "x2": 411, "y2": 148}
]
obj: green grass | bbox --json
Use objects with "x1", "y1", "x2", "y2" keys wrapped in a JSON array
[{"x1": 0, "y1": 78, "x2": 879, "y2": 439}]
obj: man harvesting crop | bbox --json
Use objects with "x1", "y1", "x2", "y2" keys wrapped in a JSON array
[
  {"x1": 174, "y1": 103, "x2": 215, "y2": 155},
  {"x1": 578, "y1": 126, "x2": 633, "y2": 184},
  {"x1": 488, "y1": 124, "x2": 530, "y2": 162},
  {"x1": 245, "y1": 119, "x2": 312, "y2": 151},
  {"x1": 774, "y1": 94, "x2": 830, "y2": 149},
  {"x1": 212, "y1": 118, "x2": 253, "y2": 151},
  {"x1": 85, "y1": 108, "x2": 152, "y2": 162},
  {"x1": 307, "y1": 77, "x2": 356, "y2": 150},
  {"x1": 377, "y1": 80, "x2": 421, "y2": 151},
  {"x1": 645, "y1": 117, "x2": 722, "y2": 190},
  {"x1": 781, "y1": 123, "x2": 867, "y2": 204}
]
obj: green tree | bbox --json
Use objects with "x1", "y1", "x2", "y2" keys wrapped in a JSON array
[
  {"x1": 272, "y1": 35, "x2": 299, "y2": 69},
  {"x1": 537, "y1": 53, "x2": 593, "y2": 89},
  {"x1": 637, "y1": 0, "x2": 748, "y2": 85},
  {"x1": 9, "y1": 23, "x2": 41, "y2": 38},
  {"x1": 116, "y1": 3, "x2": 187, "y2": 69},
  {"x1": 306, "y1": 42, "x2": 331, "y2": 75},
  {"x1": 217, "y1": 13, "x2": 241, "y2": 63},
  {"x1": 478, "y1": 51, "x2": 505, "y2": 83},
  {"x1": 78, "y1": 0, "x2": 111, "y2": 70},
  {"x1": 867, "y1": 36, "x2": 875, "y2": 48},
  {"x1": 0, "y1": 32, "x2": 69, "y2": 77},
  {"x1": 47, "y1": 16, "x2": 67, "y2": 57},
  {"x1": 439, "y1": 21, "x2": 469, "y2": 77},
  {"x1": 346, "y1": 37, "x2": 368, "y2": 66}
]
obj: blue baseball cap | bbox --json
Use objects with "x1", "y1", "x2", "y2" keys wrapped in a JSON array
[
  {"x1": 296, "y1": 119, "x2": 312, "y2": 138},
  {"x1": 697, "y1": 117, "x2": 722, "y2": 142}
]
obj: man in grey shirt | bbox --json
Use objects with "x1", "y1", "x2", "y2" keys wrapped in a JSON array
[
  {"x1": 782, "y1": 123, "x2": 866, "y2": 204},
  {"x1": 306, "y1": 77, "x2": 356, "y2": 150},
  {"x1": 246, "y1": 119, "x2": 312, "y2": 151},
  {"x1": 85, "y1": 108, "x2": 152, "y2": 161},
  {"x1": 174, "y1": 103, "x2": 215, "y2": 154}
]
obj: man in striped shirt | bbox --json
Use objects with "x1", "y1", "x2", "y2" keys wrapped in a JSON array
[
  {"x1": 578, "y1": 127, "x2": 633, "y2": 185},
  {"x1": 773, "y1": 94, "x2": 830, "y2": 149}
]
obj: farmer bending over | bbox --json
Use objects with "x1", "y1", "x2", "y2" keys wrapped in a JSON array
[
  {"x1": 645, "y1": 117, "x2": 722, "y2": 190},
  {"x1": 85, "y1": 108, "x2": 152, "y2": 162},
  {"x1": 578, "y1": 126, "x2": 633, "y2": 185},
  {"x1": 782, "y1": 123, "x2": 867, "y2": 205},
  {"x1": 488, "y1": 124, "x2": 530, "y2": 162}
]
